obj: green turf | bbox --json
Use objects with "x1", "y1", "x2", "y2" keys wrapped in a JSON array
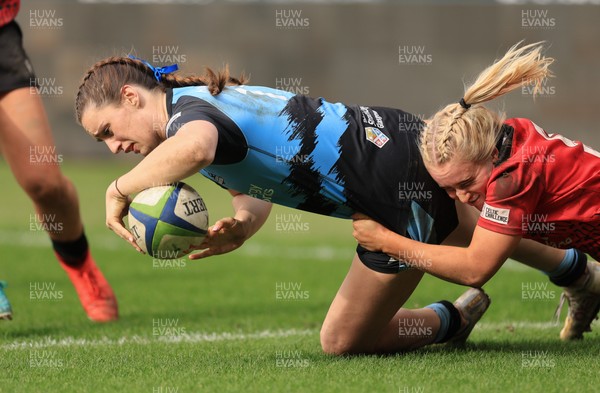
[{"x1": 0, "y1": 160, "x2": 598, "y2": 393}]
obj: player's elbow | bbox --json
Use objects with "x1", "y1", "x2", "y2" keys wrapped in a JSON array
[
  {"x1": 458, "y1": 251, "x2": 503, "y2": 287},
  {"x1": 190, "y1": 142, "x2": 215, "y2": 168},
  {"x1": 462, "y1": 272, "x2": 490, "y2": 288},
  {"x1": 460, "y1": 263, "x2": 496, "y2": 287}
]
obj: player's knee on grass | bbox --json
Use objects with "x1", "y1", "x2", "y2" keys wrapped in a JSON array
[
  {"x1": 320, "y1": 326, "x2": 360, "y2": 356},
  {"x1": 320, "y1": 320, "x2": 378, "y2": 356}
]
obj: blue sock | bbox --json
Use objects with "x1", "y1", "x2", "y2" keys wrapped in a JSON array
[
  {"x1": 544, "y1": 248, "x2": 587, "y2": 287},
  {"x1": 426, "y1": 302, "x2": 450, "y2": 343}
]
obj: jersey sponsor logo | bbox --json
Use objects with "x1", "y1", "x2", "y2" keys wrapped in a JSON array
[
  {"x1": 365, "y1": 127, "x2": 389, "y2": 148},
  {"x1": 248, "y1": 184, "x2": 275, "y2": 202},
  {"x1": 205, "y1": 171, "x2": 225, "y2": 186},
  {"x1": 481, "y1": 203, "x2": 510, "y2": 225},
  {"x1": 360, "y1": 106, "x2": 385, "y2": 128}
]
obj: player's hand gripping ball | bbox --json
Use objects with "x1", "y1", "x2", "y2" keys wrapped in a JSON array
[{"x1": 127, "y1": 182, "x2": 209, "y2": 258}]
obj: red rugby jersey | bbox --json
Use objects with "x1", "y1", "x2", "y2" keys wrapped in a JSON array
[
  {"x1": 0, "y1": 0, "x2": 19, "y2": 28},
  {"x1": 477, "y1": 118, "x2": 600, "y2": 258}
]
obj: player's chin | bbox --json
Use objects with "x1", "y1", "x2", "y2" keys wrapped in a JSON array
[{"x1": 139, "y1": 146, "x2": 152, "y2": 156}]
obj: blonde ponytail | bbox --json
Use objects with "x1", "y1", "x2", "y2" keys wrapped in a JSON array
[
  {"x1": 420, "y1": 41, "x2": 554, "y2": 167},
  {"x1": 463, "y1": 41, "x2": 554, "y2": 106}
]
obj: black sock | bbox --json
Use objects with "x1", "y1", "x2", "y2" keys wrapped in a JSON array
[
  {"x1": 52, "y1": 232, "x2": 89, "y2": 267},
  {"x1": 436, "y1": 300, "x2": 462, "y2": 343}
]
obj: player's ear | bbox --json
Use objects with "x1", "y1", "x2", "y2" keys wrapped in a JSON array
[{"x1": 120, "y1": 85, "x2": 139, "y2": 108}]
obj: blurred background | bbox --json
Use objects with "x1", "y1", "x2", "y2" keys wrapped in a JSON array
[
  {"x1": 3, "y1": 6, "x2": 600, "y2": 391},
  {"x1": 16, "y1": 0, "x2": 600, "y2": 160}
]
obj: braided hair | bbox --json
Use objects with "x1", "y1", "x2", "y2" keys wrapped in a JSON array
[
  {"x1": 419, "y1": 41, "x2": 553, "y2": 167},
  {"x1": 75, "y1": 56, "x2": 247, "y2": 124}
]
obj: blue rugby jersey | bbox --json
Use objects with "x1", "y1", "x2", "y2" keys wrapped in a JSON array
[{"x1": 165, "y1": 85, "x2": 456, "y2": 243}]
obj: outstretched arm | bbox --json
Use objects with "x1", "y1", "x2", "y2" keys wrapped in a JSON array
[
  {"x1": 105, "y1": 120, "x2": 218, "y2": 251},
  {"x1": 352, "y1": 214, "x2": 520, "y2": 287},
  {"x1": 189, "y1": 190, "x2": 272, "y2": 260}
]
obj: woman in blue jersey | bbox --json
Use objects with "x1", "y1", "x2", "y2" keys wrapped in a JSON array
[{"x1": 75, "y1": 56, "x2": 571, "y2": 354}]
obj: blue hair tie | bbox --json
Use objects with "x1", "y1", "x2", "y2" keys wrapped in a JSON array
[{"x1": 128, "y1": 55, "x2": 179, "y2": 82}]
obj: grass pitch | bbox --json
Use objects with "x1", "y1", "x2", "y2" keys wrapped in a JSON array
[{"x1": 0, "y1": 160, "x2": 598, "y2": 393}]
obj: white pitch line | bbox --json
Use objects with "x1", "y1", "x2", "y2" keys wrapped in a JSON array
[
  {"x1": 474, "y1": 321, "x2": 560, "y2": 331},
  {"x1": 0, "y1": 230, "x2": 353, "y2": 261},
  {"x1": 0, "y1": 230, "x2": 544, "y2": 269},
  {"x1": 1, "y1": 328, "x2": 316, "y2": 351},
  {"x1": 1, "y1": 322, "x2": 565, "y2": 351}
]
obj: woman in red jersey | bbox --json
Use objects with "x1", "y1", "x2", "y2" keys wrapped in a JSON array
[
  {"x1": 353, "y1": 42, "x2": 600, "y2": 341},
  {"x1": 0, "y1": 0, "x2": 117, "y2": 322}
]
